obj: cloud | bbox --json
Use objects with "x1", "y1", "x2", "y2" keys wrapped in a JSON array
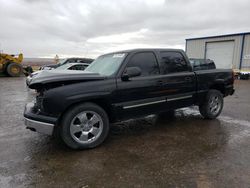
[{"x1": 0, "y1": 0, "x2": 249, "y2": 58}]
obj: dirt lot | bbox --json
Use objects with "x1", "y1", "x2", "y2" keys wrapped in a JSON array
[{"x1": 0, "y1": 77, "x2": 250, "y2": 188}]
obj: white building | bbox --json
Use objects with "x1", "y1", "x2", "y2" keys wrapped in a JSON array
[{"x1": 186, "y1": 32, "x2": 250, "y2": 72}]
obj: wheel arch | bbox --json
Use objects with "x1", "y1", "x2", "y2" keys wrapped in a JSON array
[
  {"x1": 209, "y1": 80, "x2": 226, "y2": 96},
  {"x1": 56, "y1": 98, "x2": 114, "y2": 128}
]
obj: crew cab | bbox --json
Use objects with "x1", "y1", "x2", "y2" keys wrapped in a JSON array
[{"x1": 24, "y1": 49, "x2": 235, "y2": 149}]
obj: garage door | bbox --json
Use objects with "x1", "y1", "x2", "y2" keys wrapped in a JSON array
[{"x1": 206, "y1": 41, "x2": 235, "y2": 69}]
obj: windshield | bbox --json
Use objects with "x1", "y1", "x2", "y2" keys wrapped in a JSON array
[
  {"x1": 84, "y1": 53, "x2": 127, "y2": 76},
  {"x1": 58, "y1": 59, "x2": 67, "y2": 65}
]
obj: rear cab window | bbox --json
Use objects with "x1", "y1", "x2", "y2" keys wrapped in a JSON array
[{"x1": 159, "y1": 51, "x2": 189, "y2": 74}]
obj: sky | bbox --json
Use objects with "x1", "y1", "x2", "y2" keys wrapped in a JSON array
[{"x1": 0, "y1": 0, "x2": 250, "y2": 58}]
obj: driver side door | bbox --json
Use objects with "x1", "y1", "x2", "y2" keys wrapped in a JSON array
[{"x1": 113, "y1": 51, "x2": 165, "y2": 120}]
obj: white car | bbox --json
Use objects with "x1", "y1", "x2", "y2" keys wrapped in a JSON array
[{"x1": 26, "y1": 63, "x2": 89, "y2": 86}]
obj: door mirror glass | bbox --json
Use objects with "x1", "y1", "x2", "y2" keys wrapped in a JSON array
[{"x1": 121, "y1": 67, "x2": 141, "y2": 81}]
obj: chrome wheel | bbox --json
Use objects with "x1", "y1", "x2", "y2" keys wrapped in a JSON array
[
  {"x1": 209, "y1": 95, "x2": 221, "y2": 115},
  {"x1": 70, "y1": 111, "x2": 103, "y2": 144}
]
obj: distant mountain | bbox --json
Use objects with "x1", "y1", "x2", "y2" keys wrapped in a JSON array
[{"x1": 22, "y1": 58, "x2": 56, "y2": 66}]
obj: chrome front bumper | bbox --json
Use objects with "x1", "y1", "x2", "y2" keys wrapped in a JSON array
[
  {"x1": 24, "y1": 102, "x2": 57, "y2": 135},
  {"x1": 25, "y1": 118, "x2": 55, "y2": 135}
]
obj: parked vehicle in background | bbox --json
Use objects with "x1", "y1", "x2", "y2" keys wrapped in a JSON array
[
  {"x1": 238, "y1": 72, "x2": 250, "y2": 80},
  {"x1": 26, "y1": 63, "x2": 89, "y2": 86},
  {"x1": 0, "y1": 53, "x2": 24, "y2": 77},
  {"x1": 40, "y1": 58, "x2": 94, "y2": 70},
  {"x1": 189, "y1": 58, "x2": 249, "y2": 80},
  {"x1": 24, "y1": 49, "x2": 235, "y2": 149},
  {"x1": 189, "y1": 58, "x2": 216, "y2": 71}
]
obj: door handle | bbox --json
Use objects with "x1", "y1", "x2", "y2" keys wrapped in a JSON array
[{"x1": 185, "y1": 77, "x2": 192, "y2": 82}]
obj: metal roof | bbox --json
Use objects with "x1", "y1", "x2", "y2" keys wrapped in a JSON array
[{"x1": 186, "y1": 32, "x2": 250, "y2": 41}]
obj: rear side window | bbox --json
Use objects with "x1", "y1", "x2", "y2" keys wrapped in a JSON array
[
  {"x1": 160, "y1": 52, "x2": 188, "y2": 74},
  {"x1": 126, "y1": 52, "x2": 159, "y2": 76}
]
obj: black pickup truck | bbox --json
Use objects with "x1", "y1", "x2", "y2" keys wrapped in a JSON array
[{"x1": 24, "y1": 49, "x2": 234, "y2": 149}]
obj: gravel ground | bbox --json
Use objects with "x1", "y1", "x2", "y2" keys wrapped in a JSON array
[{"x1": 0, "y1": 77, "x2": 250, "y2": 188}]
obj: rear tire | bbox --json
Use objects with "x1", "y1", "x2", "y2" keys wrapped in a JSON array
[
  {"x1": 7, "y1": 63, "x2": 23, "y2": 77},
  {"x1": 60, "y1": 102, "x2": 109, "y2": 149},
  {"x1": 199, "y1": 90, "x2": 223, "y2": 119}
]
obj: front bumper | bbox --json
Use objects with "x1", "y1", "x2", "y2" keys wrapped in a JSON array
[
  {"x1": 24, "y1": 103, "x2": 57, "y2": 135},
  {"x1": 24, "y1": 118, "x2": 55, "y2": 135}
]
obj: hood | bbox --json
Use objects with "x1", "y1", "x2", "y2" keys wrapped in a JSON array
[{"x1": 28, "y1": 70, "x2": 106, "y2": 90}]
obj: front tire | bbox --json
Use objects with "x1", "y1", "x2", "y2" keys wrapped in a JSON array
[
  {"x1": 60, "y1": 103, "x2": 109, "y2": 149},
  {"x1": 199, "y1": 90, "x2": 224, "y2": 119},
  {"x1": 7, "y1": 63, "x2": 23, "y2": 77}
]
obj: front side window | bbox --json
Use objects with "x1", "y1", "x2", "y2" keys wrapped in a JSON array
[
  {"x1": 126, "y1": 52, "x2": 159, "y2": 76},
  {"x1": 160, "y1": 52, "x2": 188, "y2": 74}
]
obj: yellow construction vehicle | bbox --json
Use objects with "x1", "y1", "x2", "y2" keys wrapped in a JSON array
[{"x1": 0, "y1": 53, "x2": 23, "y2": 77}]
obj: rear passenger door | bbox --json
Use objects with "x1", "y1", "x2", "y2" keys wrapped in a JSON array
[
  {"x1": 114, "y1": 51, "x2": 164, "y2": 119},
  {"x1": 157, "y1": 51, "x2": 196, "y2": 109}
]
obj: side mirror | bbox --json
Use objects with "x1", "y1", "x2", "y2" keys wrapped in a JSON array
[{"x1": 121, "y1": 67, "x2": 141, "y2": 81}]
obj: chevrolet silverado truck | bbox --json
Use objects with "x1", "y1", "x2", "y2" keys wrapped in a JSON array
[{"x1": 24, "y1": 49, "x2": 235, "y2": 149}]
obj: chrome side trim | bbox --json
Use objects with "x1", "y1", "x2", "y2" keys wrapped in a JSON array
[
  {"x1": 123, "y1": 99, "x2": 166, "y2": 109},
  {"x1": 24, "y1": 118, "x2": 55, "y2": 135},
  {"x1": 167, "y1": 95, "x2": 192, "y2": 102}
]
